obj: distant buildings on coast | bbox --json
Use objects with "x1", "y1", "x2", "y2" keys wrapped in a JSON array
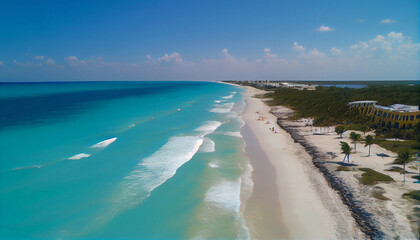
[
  {"x1": 349, "y1": 100, "x2": 420, "y2": 129},
  {"x1": 241, "y1": 80, "x2": 316, "y2": 90}
]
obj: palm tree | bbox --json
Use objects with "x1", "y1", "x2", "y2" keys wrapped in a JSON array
[
  {"x1": 335, "y1": 125, "x2": 344, "y2": 138},
  {"x1": 340, "y1": 141, "x2": 351, "y2": 163},
  {"x1": 364, "y1": 135, "x2": 374, "y2": 157},
  {"x1": 396, "y1": 150, "x2": 412, "y2": 185},
  {"x1": 360, "y1": 125, "x2": 369, "y2": 136},
  {"x1": 350, "y1": 132, "x2": 362, "y2": 152}
]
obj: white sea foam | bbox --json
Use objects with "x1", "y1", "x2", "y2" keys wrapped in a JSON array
[
  {"x1": 210, "y1": 108, "x2": 231, "y2": 113},
  {"x1": 90, "y1": 137, "x2": 117, "y2": 148},
  {"x1": 209, "y1": 103, "x2": 234, "y2": 114},
  {"x1": 208, "y1": 162, "x2": 219, "y2": 168},
  {"x1": 236, "y1": 118, "x2": 245, "y2": 128},
  {"x1": 204, "y1": 178, "x2": 251, "y2": 239},
  {"x1": 199, "y1": 137, "x2": 215, "y2": 153},
  {"x1": 110, "y1": 136, "x2": 204, "y2": 213},
  {"x1": 128, "y1": 136, "x2": 202, "y2": 188},
  {"x1": 214, "y1": 100, "x2": 222, "y2": 103},
  {"x1": 68, "y1": 153, "x2": 91, "y2": 160},
  {"x1": 195, "y1": 121, "x2": 222, "y2": 134},
  {"x1": 222, "y1": 131, "x2": 242, "y2": 138},
  {"x1": 205, "y1": 179, "x2": 241, "y2": 212},
  {"x1": 13, "y1": 165, "x2": 42, "y2": 171},
  {"x1": 222, "y1": 95, "x2": 234, "y2": 99}
]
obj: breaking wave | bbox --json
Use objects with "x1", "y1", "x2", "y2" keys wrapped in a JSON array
[
  {"x1": 199, "y1": 137, "x2": 215, "y2": 153},
  {"x1": 68, "y1": 153, "x2": 91, "y2": 160},
  {"x1": 90, "y1": 137, "x2": 117, "y2": 148}
]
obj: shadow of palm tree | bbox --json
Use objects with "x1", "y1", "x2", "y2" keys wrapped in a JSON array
[{"x1": 322, "y1": 161, "x2": 358, "y2": 166}]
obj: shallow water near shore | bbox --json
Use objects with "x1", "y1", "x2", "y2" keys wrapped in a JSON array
[{"x1": 0, "y1": 81, "x2": 251, "y2": 239}]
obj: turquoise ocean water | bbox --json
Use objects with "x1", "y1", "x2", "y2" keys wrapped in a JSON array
[{"x1": 0, "y1": 81, "x2": 252, "y2": 239}]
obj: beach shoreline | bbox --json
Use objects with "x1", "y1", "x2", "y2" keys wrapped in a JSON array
[{"x1": 236, "y1": 84, "x2": 364, "y2": 239}]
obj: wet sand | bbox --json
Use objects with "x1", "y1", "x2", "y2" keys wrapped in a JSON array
[{"x1": 242, "y1": 123, "x2": 289, "y2": 239}]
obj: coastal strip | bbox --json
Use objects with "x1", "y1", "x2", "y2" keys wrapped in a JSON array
[{"x1": 237, "y1": 85, "x2": 364, "y2": 239}]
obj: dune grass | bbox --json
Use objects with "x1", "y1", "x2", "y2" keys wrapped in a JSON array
[
  {"x1": 359, "y1": 168, "x2": 394, "y2": 185},
  {"x1": 402, "y1": 190, "x2": 420, "y2": 202},
  {"x1": 372, "y1": 192, "x2": 391, "y2": 201},
  {"x1": 336, "y1": 166, "x2": 351, "y2": 171}
]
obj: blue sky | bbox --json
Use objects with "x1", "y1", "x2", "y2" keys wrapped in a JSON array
[{"x1": 0, "y1": 0, "x2": 419, "y2": 81}]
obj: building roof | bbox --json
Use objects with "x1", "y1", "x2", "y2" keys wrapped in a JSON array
[
  {"x1": 390, "y1": 104, "x2": 419, "y2": 112},
  {"x1": 375, "y1": 105, "x2": 394, "y2": 111},
  {"x1": 349, "y1": 100, "x2": 377, "y2": 104}
]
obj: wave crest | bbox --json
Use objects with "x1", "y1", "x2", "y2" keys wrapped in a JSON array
[
  {"x1": 90, "y1": 137, "x2": 117, "y2": 148},
  {"x1": 68, "y1": 153, "x2": 91, "y2": 160}
]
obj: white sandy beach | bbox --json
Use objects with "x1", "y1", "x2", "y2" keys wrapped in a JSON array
[{"x1": 238, "y1": 85, "x2": 364, "y2": 239}]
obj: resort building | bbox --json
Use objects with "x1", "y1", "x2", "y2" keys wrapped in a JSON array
[
  {"x1": 244, "y1": 81, "x2": 316, "y2": 90},
  {"x1": 349, "y1": 100, "x2": 420, "y2": 129}
]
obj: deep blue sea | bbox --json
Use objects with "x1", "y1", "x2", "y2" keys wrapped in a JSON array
[{"x1": 0, "y1": 81, "x2": 252, "y2": 239}]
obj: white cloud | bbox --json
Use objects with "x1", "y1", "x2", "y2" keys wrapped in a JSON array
[
  {"x1": 387, "y1": 32, "x2": 403, "y2": 41},
  {"x1": 292, "y1": 42, "x2": 305, "y2": 52},
  {"x1": 35, "y1": 56, "x2": 44, "y2": 60},
  {"x1": 65, "y1": 56, "x2": 87, "y2": 65},
  {"x1": 371, "y1": 35, "x2": 391, "y2": 51},
  {"x1": 330, "y1": 47, "x2": 342, "y2": 55},
  {"x1": 45, "y1": 58, "x2": 55, "y2": 65},
  {"x1": 316, "y1": 25, "x2": 333, "y2": 32},
  {"x1": 4, "y1": 31, "x2": 419, "y2": 81},
  {"x1": 379, "y1": 19, "x2": 395, "y2": 24},
  {"x1": 158, "y1": 52, "x2": 183, "y2": 63},
  {"x1": 66, "y1": 56, "x2": 78, "y2": 61},
  {"x1": 220, "y1": 48, "x2": 237, "y2": 63},
  {"x1": 300, "y1": 48, "x2": 326, "y2": 59},
  {"x1": 350, "y1": 42, "x2": 368, "y2": 50}
]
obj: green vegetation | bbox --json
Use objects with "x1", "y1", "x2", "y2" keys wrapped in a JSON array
[
  {"x1": 340, "y1": 141, "x2": 351, "y2": 163},
  {"x1": 396, "y1": 150, "x2": 413, "y2": 185},
  {"x1": 340, "y1": 123, "x2": 370, "y2": 133},
  {"x1": 350, "y1": 132, "x2": 362, "y2": 152},
  {"x1": 269, "y1": 80, "x2": 420, "y2": 87},
  {"x1": 264, "y1": 85, "x2": 420, "y2": 127},
  {"x1": 335, "y1": 125, "x2": 344, "y2": 138},
  {"x1": 372, "y1": 192, "x2": 391, "y2": 201},
  {"x1": 372, "y1": 138, "x2": 419, "y2": 155},
  {"x1": 375, "y1": 123, "x2": 420, "y2": 141},
  {"x1": 371, "y1": 186, "x2": 391, "y2": 201},
  {"x1": 358, "y1": 168, "x2": 394, "y2": 185},
  {"x1": 265, "y1": 87, "x2": 362, "y2": 126},
  {"x1": 336, "y1": 166, "x2": 351, "y2": 171},
  {"x1": 402, "y1": 190, "x2": 420, "y2": 202},
  {"x1": 364, "y1": 135, "x2": 374, "y2": 156}
]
